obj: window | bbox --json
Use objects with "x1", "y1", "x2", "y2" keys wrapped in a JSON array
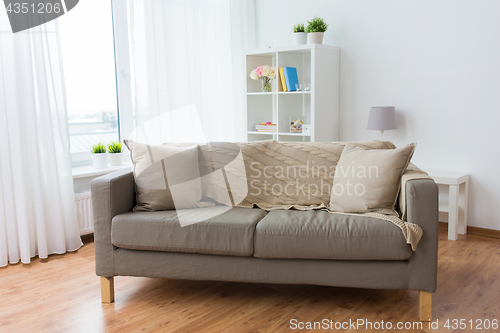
[{"x1": 59, "y1": 0, "x2": 118, "y2": 159}]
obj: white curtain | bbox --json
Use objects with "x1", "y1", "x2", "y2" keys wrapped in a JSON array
[
  {"x1": 0, "y1": 16, "x2": 82, "y2": 266},
  {"x1": 112, "y1": 0, "x2": 255, "y2": 144}
]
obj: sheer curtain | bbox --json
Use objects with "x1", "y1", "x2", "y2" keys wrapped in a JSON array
[
  {"x1": 0, "y1": 15, "x2": 82, "y2": 266},
  {"x1": 112, "y1": 0, "x2": 255, "y2": 144}
]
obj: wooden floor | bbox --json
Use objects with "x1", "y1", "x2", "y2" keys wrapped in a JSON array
[{"x1": 1, "y1": 228, "x2": 500, "y2": 333}]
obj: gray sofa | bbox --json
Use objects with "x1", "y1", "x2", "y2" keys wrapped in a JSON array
[{"x1": 91, "y1": 169, "x2": 438, "y2": 321}]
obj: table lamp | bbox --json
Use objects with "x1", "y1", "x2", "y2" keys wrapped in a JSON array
[{"x1": 367, "y1": 106, "x2": 398, "y2": 140}]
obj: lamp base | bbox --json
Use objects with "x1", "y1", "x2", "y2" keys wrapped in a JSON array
[{"x1": 380, "y1": 130, "x2": 385, "y2": 141}]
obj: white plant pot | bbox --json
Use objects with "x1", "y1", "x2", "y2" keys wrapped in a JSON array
[
  {"x1": 308, "y1": 32, "x2": 324, "y2": 44},
  {"x1": 293, "y1": 32, "x2": 307, "y2": 45},
  {"x1": 92, "y1": 153, "x2": 108, "y2": 169},
  {"x1": 109, "y1": 152, "x2": 123, "y2": 166}
]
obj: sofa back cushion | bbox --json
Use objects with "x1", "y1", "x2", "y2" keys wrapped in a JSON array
[
  {"x1": 124, "y1": 140, "x2": 211, "y2": 211},
  {"x1": 329, "y1": 143, "x2": 416, "y2": 215}
]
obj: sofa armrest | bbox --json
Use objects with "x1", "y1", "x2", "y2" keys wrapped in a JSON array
[
  {"x1": 91, "y1": 168, "x2": 135, "y2": 277},
  {"x1": 406, "y1": 179, "x2": 439, "y2": 293}
]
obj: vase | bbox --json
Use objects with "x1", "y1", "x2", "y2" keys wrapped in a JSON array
[
  {"x1": 261, "y1": 77, "x2": 272, "y2": 92},
  {"x1": 293, "y1": 32, "x2": 307, "y2": 45},
  {"x1": 109, "y1": 152, "x2": 123, "y2": 166},
  {"x1": 308, "y1": 32, "x2": 324, "y2": 44},
  {"x1": 91, "y1": 153, "x2": 108, "y2": 169}
]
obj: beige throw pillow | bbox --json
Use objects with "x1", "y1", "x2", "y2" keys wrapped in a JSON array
[
  {"x1": 329, "y1": 143, "x2": 416, "y2": 215},
  {"x1": 124, "y1": 140, "x2": 210, "y2": 211}
]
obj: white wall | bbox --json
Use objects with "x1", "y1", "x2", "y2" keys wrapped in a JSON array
[{"x1": 254, "y1": 0, "x2": 500, "y2": 230}]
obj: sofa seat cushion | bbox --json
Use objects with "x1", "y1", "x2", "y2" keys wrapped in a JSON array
[
  {"x1": 253, "y1": 210, "x2": 412, "y2": 260},
  {"x1": 111, "y1": 208, "x2": 267, "y2": 256}
]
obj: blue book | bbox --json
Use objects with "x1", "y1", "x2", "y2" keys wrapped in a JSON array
[{"x1": 283, "y1": 67, "x2": 299, "y2": 91}]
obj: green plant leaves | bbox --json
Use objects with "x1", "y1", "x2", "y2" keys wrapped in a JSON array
[
  {"x1": 293, "y1": 23, "x2": 305, "y2": 33},
  {"x1": 92, "y1": 143, "x2": 106, "y2": 154},
  {"x1": 91, "y1": 141, "x2": 122, "y2": 154},
  {"x1": 107, "y1": 141, "x2": 123, "y2": 154},
  {"x1": 305, "y1": 16, "x2": 328, "y2": 33}
]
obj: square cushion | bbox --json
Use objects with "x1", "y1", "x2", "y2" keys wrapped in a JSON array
[
  {"x1": 253, "y1": 210, "x2": 412, "y2": 260},
  {"x1": 111, "y1": 207, "x2": 268, "y2": 256},
  {"x1": 124, "y1": 139, "x2": 210, "y2": 211},
  {"x1": 329, "y1": 143, "x2": 416, "y2": 215}
]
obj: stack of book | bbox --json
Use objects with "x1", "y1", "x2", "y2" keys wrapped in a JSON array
[{"x1": 255, "y1": 122, "x2": 277, "y2": 133}]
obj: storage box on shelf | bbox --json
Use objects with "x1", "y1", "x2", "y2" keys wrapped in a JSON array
[{"x1": 245, "y1": 44, "x2": 339, "y2": 142}]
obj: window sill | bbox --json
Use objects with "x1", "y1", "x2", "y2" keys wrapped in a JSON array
[{"x1": 72, "y1": 163, "x2": 132, "y2": 179}]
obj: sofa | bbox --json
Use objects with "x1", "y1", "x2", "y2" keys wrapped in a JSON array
[{"x1": 91, "y1": 140, "x2": 438, "y2": 321}]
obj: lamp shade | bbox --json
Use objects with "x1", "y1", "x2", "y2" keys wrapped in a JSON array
[{"x1": 367, "y1": 106, "x2": 398, "y2": 130}]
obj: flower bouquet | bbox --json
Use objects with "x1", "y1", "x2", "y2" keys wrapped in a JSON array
[{"x1": 250, "y1": 65, "x2": 276, "y2": 92}]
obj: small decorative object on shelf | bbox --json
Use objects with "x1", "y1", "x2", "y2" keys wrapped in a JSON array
[
  {"x1": 303, "y1": 124, "x2": 311, "y2": 135},
  {"x1": 107, "y1": 141, "x2": 123, "y2": 166},
  {"x1": 293, "y1": 23, "x2": 307, "y2": 45},
  {"x1": 290, "y1": 116, "x2": 306, "y2": 133},
  {"x1": 306, "y1": 16, "x2": 328, "y2": 44},
  {"x1": 91, "y1": 143, "x2": 108, "y2": 169},
  {"x1": 255, "y1": 122, "x2": 277, "y2": 133},
  {"x1": 250, "y1": 65, "x2": 276, "y2": 92}
]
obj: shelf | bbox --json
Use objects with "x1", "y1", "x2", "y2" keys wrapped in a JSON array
[
  {"x1": 246, "y1": 44, "x2": 340, "y2": 56},
  {"x1": 247, "y1": 92, "x2": 275, "y2": 96},
  {"x1": 72, "y1": 163, "x2": 132, "y2": 179},
  {"x1": 247, "y1": 131, "x2": 276, "y2": 135},
  {"x1": 247, "y1": 91, "x2": 311, "y2": 95},
  {"x1": 278, "y1": 132, "x2": 311, "y2": 136},
  {"x1": 439, "y1": 201, "x2": 449, "y2": 213},
  {"x1": 278, "y1": 91, "x2": 311, "y2": 95},
  {"x1": 247, "y1": 132, "x2": 311, "y2": 137}
]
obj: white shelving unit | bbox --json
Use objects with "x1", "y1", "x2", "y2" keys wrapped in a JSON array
[{"x1": 245, "y1": 44, "x2": 340, "y2": 142}]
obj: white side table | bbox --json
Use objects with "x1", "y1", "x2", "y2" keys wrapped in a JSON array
[{"x1": 427, "y1": 170, "x2": 469, "y2": 241}]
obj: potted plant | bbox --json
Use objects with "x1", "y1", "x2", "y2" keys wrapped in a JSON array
[
  {"x1": 91, "y1": 143, "x2": 108, "y2": 169},
  {"x1": 293, "y1": 23, "x2": 307, "y2": 45},
  {"x1": 107, "y1": 141, "x2": 124, "y2": 166},
  {"x1": 305, "y1": 16, "x2": 328, "y2": 44}
]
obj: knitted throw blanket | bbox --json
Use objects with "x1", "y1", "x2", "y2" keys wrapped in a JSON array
[{"x1": 200, "y1": 140, "x2": 429, "y2": 251}]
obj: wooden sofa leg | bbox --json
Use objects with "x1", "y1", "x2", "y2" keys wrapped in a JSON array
[
  {"x1": 419, "y1": 291, "x2": 432, "y2": 322},
  {"x1": 100, "y1": 277, "x2": 115, "y2": 303}
]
